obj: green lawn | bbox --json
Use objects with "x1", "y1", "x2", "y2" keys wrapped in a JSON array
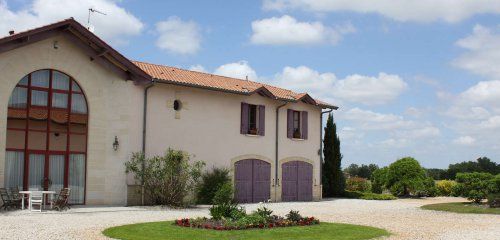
[
  {"x1": 421, "y1": 202, "x2": 500, "y2": 215},
  {"x1": 103, "y1": 221, "x2": 390, "y2": 240}
]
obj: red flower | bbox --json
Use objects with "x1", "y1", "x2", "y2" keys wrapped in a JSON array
[
  {"x1": 268, "y1": 223, "x2": 274, "y2": 228},
  {"x1": 259, "y1": 224, "x2": 264, "y2": 228}
]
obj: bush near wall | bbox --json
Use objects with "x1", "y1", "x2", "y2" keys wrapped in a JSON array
[
  {"x1": 125, "y1": 149, "x2": 205, "y2": 207},
  {"x1": 196, "y1": 168, "x2": 231, "y2": 204},
  {"x1": 346, "y1": 177, "x2": 371, "y2": 192}
]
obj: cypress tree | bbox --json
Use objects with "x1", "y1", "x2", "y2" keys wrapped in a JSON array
[{"x1": 322, "y1": 113, "x2": 345, "y2": 197}]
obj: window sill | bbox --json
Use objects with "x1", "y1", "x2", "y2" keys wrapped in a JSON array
[
  {"x1": 291, "y1": 138, "x2": 305, "y2": 141},
  {"x1": 245, "y1": 134, "x2": 262, "y2": 137}
]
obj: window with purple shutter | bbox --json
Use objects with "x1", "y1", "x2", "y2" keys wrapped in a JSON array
[
  {"x1": 287, "y1": 109, "x2": 293, "y2": 138},
  {"x1": 242, "y1": 102, "x2": 265, "y2": 136},
  {"x1": 258, "y1": 105, "x2": 265, "y2": 136},
  {"x1": 241, "y1": 103, "x2": 249, "y2": 134},
  {"x1": 301, "y1": 111, "x2": 308, "y2": 139}
]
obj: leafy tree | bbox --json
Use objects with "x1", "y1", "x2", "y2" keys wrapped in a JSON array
[
  {"x1": 371, "y1": 167, "x2": 389, "y2": 194},
  {"x1": 322, "y1": 113, "x2": 345, "y2": 197},
  {"x1": 125, "y1": 149, "x2": 205, "y2": 207},
  {"x1": 455, "y1": 172, "x2": 496, "y2": 203},
  {"x1": 446, "y1": 157, "x2": 500, "y2": 179},
  {"x1": 425, "y1": 168, "x2": 447, "y2": 180},
  {"x1": 345, "y1": 164, "x2": 379, "y2": 179},
  {"x1": 386, "y1": 157, "x2": 427, "y2": 196}
]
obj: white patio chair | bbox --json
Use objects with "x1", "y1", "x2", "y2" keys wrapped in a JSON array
[{"x1": 30, "y1": 191, "x2": 43, "y2": 212}]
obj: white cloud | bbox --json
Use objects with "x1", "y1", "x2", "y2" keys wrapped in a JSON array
[
  {"x1": 250, "y1": 15, "x2": 355, "y2": 45},
  {"x1": 189, "y1": 64, "x2": 207, "y2": 73},
  {"x1": 453, "y1": 136, "x2": 476, "y2": 146},
  {"x1": 273, "y1": 66, "x2": 407, "y2": 105},
  {"x1": 453, "y1": 25, "x2": 500, "y2": 79},
  {"x1": 263, "y1": 0, "x2": 500, "y2": 23},
  {"x1": 341, "y1": 108, "x2": 417, "y2": 131},
  {"x1": 0, "y1": 0, "x2": 143, "y2": 45},
  {"x1": 214, "y1": 61, "x2": 258, "y2": 80},
  {"x1": 334, "y1": 73, "x2": 407, "y2": 105},
  {"x1": 155, "y1": 16, "x2": 201, "y2": 55}
]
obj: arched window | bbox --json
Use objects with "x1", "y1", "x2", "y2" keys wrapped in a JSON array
[{"x1": 5, "y1": 69, "x2": 88, "y2": 204}]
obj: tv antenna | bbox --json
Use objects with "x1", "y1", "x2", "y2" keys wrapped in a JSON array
[{"x1": 87, "y1": 8, "x2": 107, "y2": 30}]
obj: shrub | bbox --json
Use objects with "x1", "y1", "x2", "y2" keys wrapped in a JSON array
[
  {"x1": 487, "y1": 193, "x2": 500, "y2": 208},
  {"x1": 254, "y1": 206, "x2": 273, "y2": 220},
  {"x1": 490, "y1": 174, "x2": 500, "y2": 193},
  {"x1": 344, "y1": 190, "x2": 396, "y2": 200},
  {"x1": 196, "y1": 168, "x2": 231, "y2": 204},
  {"x1": 209, "y1": 182, "x2": 245, "y2": 220},
  {"x1": 436, "y1": 180, "x2": 458, "y2": 196},
  {"x1": 455, "y1": 172, "x2": 495, "y2": 203},
  {"x1": 415, "y1": 177, "x2": 437, "y2": 197},
  {"x1": 346, "y1": 177, "x2": 371, "y2": 192},
  {"x1": 212, "y1": 182, "x2": 234, "y2": 205},
  {"x1": 387, "y1": 157, "x2": 427, "y2": 197},
  {"x1": 286, "y1": 210, "x2": 302, "y2": 222},
  {"x1": 371, "y1": 167, "x2": 389, "y2": 194},
  {"x1": 125, "y1": 150, "x2": 204, "y2": 207}
]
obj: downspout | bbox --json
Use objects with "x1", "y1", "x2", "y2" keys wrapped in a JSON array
[
  {"x1": 275, "y1": 102, "x2": 287, "y2": 201},
  {"x1": 141, "y1": 80, "x2": 155, "y2": 205},
  {"x1": 319, "y1": 109, "x2": 333, "y2": 188}
]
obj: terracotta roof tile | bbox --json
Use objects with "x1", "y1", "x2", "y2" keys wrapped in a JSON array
[{"x1": 133, "y1": 61, "x2": 337, "y2": 109}]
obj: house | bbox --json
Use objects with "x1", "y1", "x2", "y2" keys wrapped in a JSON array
[{"x1": 0, "y1": 19, "x2": 337, "y2": 205}]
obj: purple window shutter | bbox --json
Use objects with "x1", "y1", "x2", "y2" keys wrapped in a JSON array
[
  {"x1": 241, "y1": 103, "x2": 249, "y2": 134},
  {"x1": 287, "y1": 109, "x2": 293, "y2": 138},
  {"x1": 301, "y1": 111, "x2": 308, "y2": 139},
  {"x1": 258, "y1": 105, "x2": 265, "y2": 136}
]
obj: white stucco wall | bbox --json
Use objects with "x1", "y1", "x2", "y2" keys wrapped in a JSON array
[
  {"x1": 145, "y1": 84, "x2": 323, "y2": 201},
  {"x1": 0, "y1": 35, "x2": 143, "y2": 205}
]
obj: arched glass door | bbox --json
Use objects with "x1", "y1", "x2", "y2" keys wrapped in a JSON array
[{"x1": 5, "y1": 69, "x2": 88, "y2": 204}]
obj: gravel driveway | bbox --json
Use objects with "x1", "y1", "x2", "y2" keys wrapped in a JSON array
[{"x1": 0, "y1": 197, "x2": 499, "y2": 240}]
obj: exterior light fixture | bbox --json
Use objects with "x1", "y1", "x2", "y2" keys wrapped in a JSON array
[
  {"x1": 53, "y1": 40, "x2": 59, "y2": 49},
  {"x1": 113, "y1": 136, "x2": 119, "y2": 151}
]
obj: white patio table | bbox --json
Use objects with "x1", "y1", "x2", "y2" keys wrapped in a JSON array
[{"x1": 19, "y1": 190, "x2": 56, "y2": 210}]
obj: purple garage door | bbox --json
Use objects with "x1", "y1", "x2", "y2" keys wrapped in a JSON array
[
  {"x1": 282, "y1": 161, "x2": 313, "y2": 201},
  {"x1": 234, "y1": 159, "x2": 271, "y2": 203}
]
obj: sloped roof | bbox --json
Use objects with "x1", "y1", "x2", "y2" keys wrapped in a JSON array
[
  {"x1": 0, "y1": 18, "x2": 337, "y2": 109},
  {"x1": 134, "y1": 61, "x2": 338, "y2": 109},
  {"x1": 0, "y1": 18, "x2": 150, "y2": 83}
]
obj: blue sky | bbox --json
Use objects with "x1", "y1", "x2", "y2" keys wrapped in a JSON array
[{"x1": 2, "y1": 0, "x2": 500, "y2": 168}]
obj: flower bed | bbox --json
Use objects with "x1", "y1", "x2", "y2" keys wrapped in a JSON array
[{"x1": 174, "y1": 210, "x2": 320, "y2": 231}]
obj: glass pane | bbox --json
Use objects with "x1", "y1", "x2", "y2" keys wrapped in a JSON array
[
  {"x1": 69, "y1": 154, "x2": 85, "y2": 204},
  {"x1": 49, "y1": 132, "x2": 67, "y2": 151},
  {"x1": 28, "y1": 154, "x2": 45, "y2": 190},
  {"x1": 52, "y1": 93, "x2": 68, "y2": 109},
  {"x1": 31, "y1": 90, "x2": 48, "y2": 106},
  {"x1": 27, "y1": 131, "x2": 47, "y2": 150},
  {"x1": 8, "y1": 87, "x2": 27, "y2": 108},
  {"x1": 6, "y1": 130, "x2": 25, "y2": 149},
  {"x1": 7, "y1": 109, "x2": 27, "y2": 129},
  {"x1": 69, "y1": 134, "x2": 86, "y2": 152},
  {"x1": 29, "y1": 108, "x2": 48, "y2": 130},
  {"x1": 18, "y1": 76, "x2": 28, "y2": 86},
  {"x1": 52, "y1": 71, "x2": 70, "y2": 90},
  {"x1": 72, "y1": 81, "x2": 82, "y2": 92},
  {"x1": 71, "y1": 94, "x2": 87, "y2": 113},
  {"x1": 70, "y1": 114, "x2": 87, "y2": 133},
  {"x1": 49, "y1": 155, "x2": 65, "y2": 192},
  {"x1": 4, "y1": 151, "x2": 24, "y2": 189},
  {"x1": 50, "y1": 109, "x2": 68, "y2": 133},
  {"x1": 31, "y1": 70, "x2": 50, "y2": 88}
]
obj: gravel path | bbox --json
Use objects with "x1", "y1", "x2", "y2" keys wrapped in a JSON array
[{"x1": 0, "y1": 197, "x2": 499, "y2": 240}]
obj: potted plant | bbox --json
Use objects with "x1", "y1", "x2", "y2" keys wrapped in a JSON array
[
  {"x1": 293, "y1": 129, "x2": 301, "y2": 139},
  {"x1": 248, "y1": 128, "x2": 258, "y2": 135}
]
